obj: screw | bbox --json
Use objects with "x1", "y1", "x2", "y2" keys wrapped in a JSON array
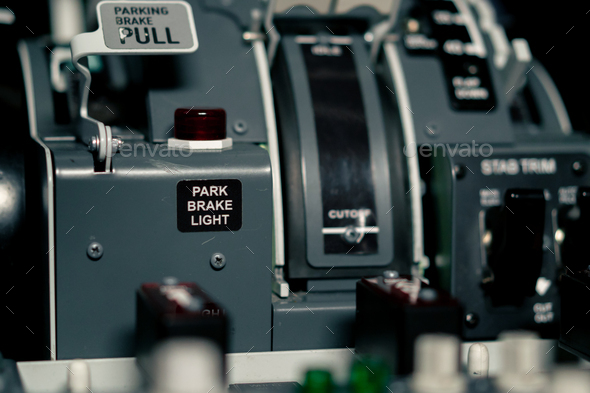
[
  {"x1": 233, "y1": 120, "x2": 248, "y2": 134},
  {"x1": 342, "y1": 226, "x2": 360, "y2": 244},
  {"x1": 454, "y1": 164, "x2": 466, "y2": 179},
  {"x1": 89, "y1": 136, "x2": 123, "y2": 154},
  {"x1": 406, "y1": 18, "x2": 420, "y2": 33},
  {"x1": 424, "y1": 123, "x2": 439, "y2": 138},
  {"x1": 210, "y1": 253, "x2": 226, "y2": 270},
  {"x1": 162, "y1": 277, "x2": 179, "y2": 286},
  {"x1": 419, "y1": 288, "x2": 438, "y2": 302},
  {"x1": 555, "y1": 228, "x2": 565, "y2": 244},
  {"x1": 466, "y1": 64, "x2": 478, "y2": 75},
  {"x1": 572, "y1": 160, "x2": 586, "y2": 176},
  {"x1": 88, "y1": 136, "x2": 99, "y2": 152},
  {"x1": 112, "y1": 137, "x2": 123, "y2": 153},
  {"x1": 383, "y1": 270, "x2": 399, "y2": 279},
  {"x1": 465, "y1": 312, "x2": 479, "y2": 328},
  {"x1": 87, "y1": 242, "x2": 103, "y2": 260},
  {"x1": 482, "y1": 230, "x2": 492, "y2": 249}
]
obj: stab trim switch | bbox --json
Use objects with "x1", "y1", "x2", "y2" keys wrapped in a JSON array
[
  {"x1": 485, "y1": 189, "x2": 545, "y2": 306},
  {"x1": 558, "y1": 187, "x2": 590, "y2": 273},
  {"x1": 168, "y1": 108, "x2": 233, "y2": 150}
]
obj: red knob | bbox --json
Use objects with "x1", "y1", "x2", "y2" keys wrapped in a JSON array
[{"x1": 174, "y1": 108, "x2": 226, "y2": 141}]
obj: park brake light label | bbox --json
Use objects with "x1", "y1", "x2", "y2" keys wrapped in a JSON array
[{"x1": 177, "y1": 180, "x2": 242, "y2": 233}]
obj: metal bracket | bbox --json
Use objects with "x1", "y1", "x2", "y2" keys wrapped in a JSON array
[
  {"x1": 272, "y1": 267, "x2": 290, "y2": 298},
  {"x1": 70, "y1": 45, "x2": 114, "y2": 170},
  {"x1": 69, "y1": 0, "x2": 199, "y2": 171},
  {"x1": 49, "y1": 46, "x2": 73, "y2": 93},
  {"x1": 263, "y1": 0, "x2": 281, "y2": 66},
  {"x1": 368, "y1": 0, "x2": 401, "y2": 64}
]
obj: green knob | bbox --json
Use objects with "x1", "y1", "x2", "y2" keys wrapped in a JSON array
[
  {"x1": 302, "y1": 370, "x2": 335, "y2": 393},
  {"x1": 349, "y1": 358, "x2": 390, "y2": 393}
]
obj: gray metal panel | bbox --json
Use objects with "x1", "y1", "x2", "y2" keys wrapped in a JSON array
[
  {"x1": 23, "y1": 39, "x2": 77, "y2": 141},
  {"x1": 201, "y1": 0, "x2": 264, "y2": 29},
  {"x1": 281, "y1": 35, "x2": 393, "y2": 268},
  {"x1": 526, "y1": 65, "x2": 570, "y2": 137},
  {"x1": 52, "y1": 142, "x2": 272, "y2": 358},
  {"x1": 306, "y1": 279, "x2": 357, "y2": 292},
  {"x1": 396, "y1": 41, "x2": 515, "y2": 145},
  {"x1": 148, "y1": 1, "x2": 267, "y2": 143},
  {"x1": 443, "y1": 142, "x2": 590, "y2": 339},
  {"x1": 272, "y1": 292, "x2": 355, "y2": 351}
]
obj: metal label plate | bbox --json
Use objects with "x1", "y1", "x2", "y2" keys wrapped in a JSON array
[
  {"x1": 99, "y1": 1, "x2": 196, "y2": 50},
  {"x1": 177, "y1": 179, "x2": 242, "y2": 232}
]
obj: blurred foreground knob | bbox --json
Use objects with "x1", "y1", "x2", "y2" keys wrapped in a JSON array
[
  {"x1": 496, "y1": 331, "x2": 548, "y2": 392},
  {"x1": 411, "y1": 334, "x2": 466, "y2": 393},
  {"x1": 551, "y1": 368, "x2": 590, "y2": 393},
  {"x1": 151, "y1": 338, "x2": 223, "y2": 393}
]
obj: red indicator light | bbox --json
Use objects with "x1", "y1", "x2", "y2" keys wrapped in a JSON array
[{"x1": 174, "y1": 108, "x2": 226, "y2": 141}]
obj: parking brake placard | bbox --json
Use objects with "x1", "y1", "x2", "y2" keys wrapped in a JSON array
[
  {"x1": 99, "y1": 1, "x2": 197, "y2": 50},
  {"x1": 177, "y1": 180, "x2": 242, "y2": 232}
]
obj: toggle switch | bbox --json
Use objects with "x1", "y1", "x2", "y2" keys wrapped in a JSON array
[
  {"x1": 558, "y1": 187, "x2": 590, "y2": 273},
  {"x1": 485, "y1": 189, "x2": 545, "y2": 306}
]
